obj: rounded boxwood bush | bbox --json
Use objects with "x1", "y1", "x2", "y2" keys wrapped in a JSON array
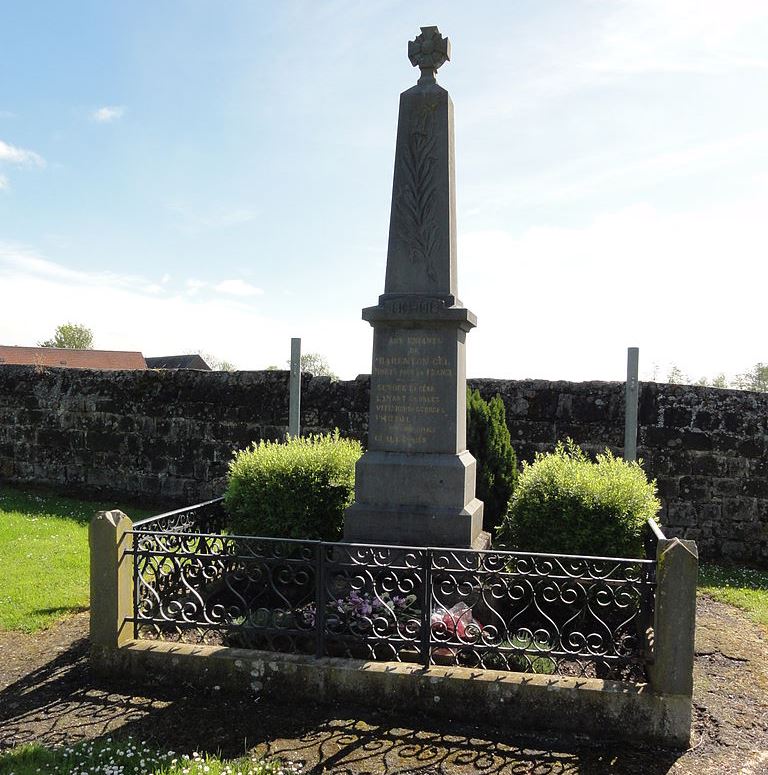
[
  {"x1": 224, "y1": 430, "x2": 362, "y2": 540},
  {"x1": 496, "y1": 439, "x2": 661, "y2": 558}
]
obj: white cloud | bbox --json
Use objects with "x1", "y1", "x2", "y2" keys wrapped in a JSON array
[
  {"x1": 460, "y1": 196, "x2": 768, "y2": 383},
  {"x1": 0, "y1": 139, "x2": 45, "y2": 167},
  {"x1": 0, "y1": 244, "x2": 285, "y2": 369},
  {"x1": 0, "y1": 243, "x2": 158, "y2": 293},
  {"x1": 458, "y1": 0, "x2": 768, "y2": 129},
  {"x1": 466, "y1": 130, "x2": 768, "y2": 215},
  {"x1": 589, "y1": 0, "x2": 768, "y2": 76},
  {"x1": 0, "y1": 248, "x2": 268, "y2": 304},
  {"x1": 185, "y1": 278, "x2": 206, "y2": 296},
  {"x1": 0, "y1": 243, "x2": 370, "y2": 377},
  {"x1": 203, "y1": 208, "x2": 259, "y2": 228},
  {"x1": 213, "y1": 278, "x2": 263, "y2": 297},
  {"x1": 4, "y1": 194, "x2": 765, "y2": 384},
  {"x1": 166, "y1": 201, "x2": 260, "y2": 230},
  {"x1": 91, "y1": 106, "x2": 125, "y2": 123}
]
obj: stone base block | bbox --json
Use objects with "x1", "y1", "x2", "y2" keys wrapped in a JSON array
[
  {"x1": 344, "y1": 497, "x2": 483, "y2": 548},
  {"x1": 353, "y1": 449, "x2": 478, "y2": 508}
]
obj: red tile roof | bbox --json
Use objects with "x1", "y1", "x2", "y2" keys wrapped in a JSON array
[{"x1": 0, "y1": 346, "x2": 147, "y2": 370}]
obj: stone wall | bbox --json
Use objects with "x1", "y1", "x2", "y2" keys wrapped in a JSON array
[
  {"x1": 0, "y1": 366, "x2": 368, "y2": 505},
  {"x1": 1, "y1": 365, "x2": 766, "y2": 564},
  {"x1": 470, "y1": 379, "x2": 768, "y2": 565}
]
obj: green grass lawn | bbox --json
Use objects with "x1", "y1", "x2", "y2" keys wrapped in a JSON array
[
  {"x1": 698, "y1": 563, "x2": 768, "y2": 631},
  {"x1": 0, "y1": 485, "x2": 152, "y2": 632},
  {"x1": 0, "y1": 738, "x2": 296, "y2": 775}
]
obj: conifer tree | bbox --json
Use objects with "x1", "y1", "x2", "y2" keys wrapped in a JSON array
[{"x1": 467, "y1": 388, "x2": 518, "y2": 533}]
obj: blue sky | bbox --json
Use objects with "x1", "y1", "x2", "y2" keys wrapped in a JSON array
[{"x1": 1, "y1": 0, "x2": 767, "y2": 381}]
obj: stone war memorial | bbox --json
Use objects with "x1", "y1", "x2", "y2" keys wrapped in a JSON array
[
  {"x1": 344, "y1": 26, "x2": 487, "y2": 550},
  {"x1": 88, "y1": 27, "x2": 698, "y2": 751}
]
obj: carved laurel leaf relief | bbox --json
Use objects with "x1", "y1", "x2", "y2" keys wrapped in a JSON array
[{"x1": 394, "y1": 103, "x2": 440, "y2": 284}]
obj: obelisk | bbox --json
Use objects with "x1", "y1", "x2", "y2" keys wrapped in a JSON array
[{"x1": 344, "y1": 27, "x2": 486, "y2": 549}]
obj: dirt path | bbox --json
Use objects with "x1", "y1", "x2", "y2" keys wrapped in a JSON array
[{"x1": 1, "y1": 596, "x2": 766, "y2": 774}]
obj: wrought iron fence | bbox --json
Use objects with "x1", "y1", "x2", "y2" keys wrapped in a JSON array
[
  {"x1": 128, "y1": 506, "x2": 657, "y2": 682},
  {"x1": 132, "y1": 498, "x2": 226, "y2": 534}
]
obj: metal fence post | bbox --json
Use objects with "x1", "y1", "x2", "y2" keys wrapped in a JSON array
[
  {"x1": 624, "y1": 346, "x2": 639, "y2": 462},
  {"x1": 132, "y1": 533, "x2": 140, "y2": 639},
  {"x1": 421, "y1": 549, "x2": 432, "y2": 667},
  {"x1": 315, "y1": 542, "x2": 325, "y2": 659},
  {"x1": 289, "y1": 337, "x2": 301, "y2": 438}
]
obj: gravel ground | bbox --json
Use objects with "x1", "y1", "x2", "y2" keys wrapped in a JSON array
[{"x1": 0, "y1": 595, "x2": 766, "y2": 774}]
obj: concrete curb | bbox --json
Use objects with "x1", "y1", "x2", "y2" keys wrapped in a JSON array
[{"x1": 92, "y1": 640, "x2": 692, "y2": 747}]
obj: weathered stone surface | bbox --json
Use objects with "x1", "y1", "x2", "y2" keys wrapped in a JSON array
[
  {"x1": 648, "y1": 538, "x2": 698, "y2": 708},
  {"x1": 93, "y1": 638, "x2": 693, "y2": 747},
  {"x1": 89, "y1": 510, "x2": 133, "y2": 649},
  {"x1": 343, "y1": 27, "x2": 483, "y2": 548},
  {"x1": 1, "y1": 365, "x2": 767, "y2": 563},
  {"x1": 383, "y1": 84, "x2": 457, "y2": 301}
]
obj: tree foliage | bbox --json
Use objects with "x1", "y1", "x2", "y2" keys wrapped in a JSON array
[
  {"x1": 733, "y1": 363, "x2": 768, "y2": 392},
  {"x1": 666, "y1": 364, "x2": 687, "y2": 384},
  {"x1": 660, "y1": 362, "x2": 767, "y2": 392},
  {"x1": 294, "y1": 352, "x2": 338, "y2": 380},
  {"x1": 38, "y1": 322, "x2": 93, "y2": 350},
  {"x1": 695, "y1": 373, "x2": 729, "y2": 388},
  {"x1": 196, "y1": 350, "x2": 236, "y2": 371},
  {"x1": 466, "y1": 389, "x2": 518, "y2": 534}
]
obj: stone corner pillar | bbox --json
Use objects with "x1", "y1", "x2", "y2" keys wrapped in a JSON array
[
  {"x1": 647, "y1": 536, "x2": 698, "y2": 747},
  {"x1": 89, "y1": 509, "x2": 134, "y2": 650}
]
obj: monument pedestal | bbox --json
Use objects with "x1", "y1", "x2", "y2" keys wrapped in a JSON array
[
  {"x1": 343, "y1": 300, "x2": 486, "y2": 548},
  {"x1": 344, "y1": 451, "x2": 486, "y2": 547}
]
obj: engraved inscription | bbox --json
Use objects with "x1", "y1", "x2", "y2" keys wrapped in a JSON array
[
  {"x1": 369, "y1": 329, "x2": 456, "y2": 452},
  {"x1": 383, "y1": 297, "x2": 445, "y2": 315}
]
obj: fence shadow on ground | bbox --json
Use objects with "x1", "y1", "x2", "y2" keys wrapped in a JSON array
[{"x1": 0, "y1": 635, "x2": 684, "y2": 774}]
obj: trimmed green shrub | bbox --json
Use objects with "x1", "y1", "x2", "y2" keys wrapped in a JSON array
[
  {"x1": 224, "y1": 430, "x2": 362, "y2": 540},
  {"x1": 496, "y1": 439, "x2": 661, "y2": 558},
  {"x1": 467, "y1": 389, "x2": 518, "y2": 533}
]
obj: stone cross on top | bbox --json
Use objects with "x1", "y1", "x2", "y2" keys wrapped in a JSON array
[{"x1": 408, "y1": 26, "x2": 450, "y2": 85}]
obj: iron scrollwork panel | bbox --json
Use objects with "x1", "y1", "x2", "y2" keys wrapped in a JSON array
[
  {"x1": 132, "y1": 498, "x2": 226, "y2": 534},
  {"x1": 133, "y1": 532, "x2": 317, "y2": 654},
  {"x1": 428, "y1": 549, "x2": 655, "y2": 680},
  {"x1": 129, "y1": 524, "x2": 656, "y2": 683},
  {"x1": 318, "y1": 544, "x2": 426, "y2": 663}
]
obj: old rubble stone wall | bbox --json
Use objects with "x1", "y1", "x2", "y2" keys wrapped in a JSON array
[
  {"x1": 0, "y1": 365, "x2": 369, "y2": 505},
  {"x1": 470, "y1": 379, "x2": 768, "y2": 566},
  {"x1": 1, "y1": 365, "x2": 766, "y2": 564}
]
